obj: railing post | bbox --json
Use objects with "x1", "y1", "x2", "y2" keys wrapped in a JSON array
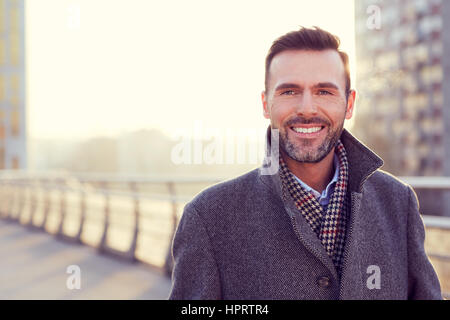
[
  {"x1": 164, "y1": 181, "x2": 178, "y2": 277},
  {"x1": 5, "y1": 182, "x2": 14, "y2": 220},
  {"x1": 127, "y1": 181, "x2": 139, "y2": 260},
  {"x1": 99, "y1": 181, "x2": 110, "y2": 252},
  {"x1": 0, "y1": 181, "x2": 4, "y2": 218},
  {"x1": 10, "y1": 183, "x2": 17, "y2": 220},
  {"x1": 14, "y1": 182, "x2": 25, "y2": 221},
  {"x1": 40, "y1": 179, "x2": 51, "y2": 231},
  {"x1": 76, "y1": 182, "x2": 86, "y2": 243},
  {"x1": 16, "y1": 180, "x2": 25, "y2": 222},
  {"x1": 27, "y1": 178, "x2": 38, "y2": 227},
  {"x1": 57, "y1": 178, "x2": 67, "y2": 237}
]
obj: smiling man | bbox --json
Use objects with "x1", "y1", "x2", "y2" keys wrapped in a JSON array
[{"x1": 169, "y1": 27, "x2": 442, "y2": 300}]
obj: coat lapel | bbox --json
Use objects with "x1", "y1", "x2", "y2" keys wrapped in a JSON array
[
  {"x1": 339, "y1": 129, "x2": 384, "y2": 193},
  {"x1": 270, "y1": 167, "x2": 339, "y2": 280},
  {"x1": 337, "y1": 130, "x2": 384, "y2": 298},
  {"x1": 338, "y1": 191, "x2": 363, "y2": 299}
]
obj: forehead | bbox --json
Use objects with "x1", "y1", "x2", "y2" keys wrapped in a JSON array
[{"x1": 268, "y1": 49, "x2": 346, "y2": 91}]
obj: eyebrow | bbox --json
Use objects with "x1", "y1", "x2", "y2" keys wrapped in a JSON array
[
  {"x1": 313, "y1": 82, "x2": 340, "y2": 90},
  {"x1": 274, "y1": 82, "x2": 340, "y2": 92}
]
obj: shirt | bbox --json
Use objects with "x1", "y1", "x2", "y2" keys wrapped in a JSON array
[{"x1": 293, "y1": 153, "x2": 340, "y2": 209}]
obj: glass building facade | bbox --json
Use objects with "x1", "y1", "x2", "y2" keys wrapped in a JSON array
[
  {"x1": 354, "y1": 0, "x2": 449, "y2": 177},
  {"x1": 0, "y1": 0, "x2": 26, "y2": 169},
  {"x1": 354, "y1": 0, "x2": 450, "y2": 215}
]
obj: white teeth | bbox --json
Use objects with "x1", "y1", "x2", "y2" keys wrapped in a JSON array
[{"x1": 292, "y1": 127, "x2": 322, "y2": 134}]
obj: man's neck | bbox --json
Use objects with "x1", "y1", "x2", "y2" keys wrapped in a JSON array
[{"x1": 281, "y1": 148, "x2": 336, "y2": 193}]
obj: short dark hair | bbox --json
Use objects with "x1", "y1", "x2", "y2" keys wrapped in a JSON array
[{"x1": 264, "y1": 26, "x2": 351, "y2": 97}]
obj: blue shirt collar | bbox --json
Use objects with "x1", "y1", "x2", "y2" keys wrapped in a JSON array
[{"x1": 293, "y1": 153, "x2": 340, "y2": 206}]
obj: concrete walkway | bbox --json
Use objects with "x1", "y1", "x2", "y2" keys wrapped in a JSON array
[{"x1": 0, "y1": 220, "x2": 172, "y2": 299}]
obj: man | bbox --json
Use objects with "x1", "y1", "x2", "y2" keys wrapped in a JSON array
[{"x1": 169, "y1": 27, "x2": 442, "y2": 299}]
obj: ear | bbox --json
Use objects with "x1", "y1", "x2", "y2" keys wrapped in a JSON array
[
  {"x1": 345, "y1": 90, "x2": 356, "y2": 120},
  {"x1": 262, "y1": 91, "x2": 271, "y2": 119}
]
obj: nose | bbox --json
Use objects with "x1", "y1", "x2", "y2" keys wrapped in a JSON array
[{"x1": 295, "y1": 90, "x2": 318, "y2": 116}]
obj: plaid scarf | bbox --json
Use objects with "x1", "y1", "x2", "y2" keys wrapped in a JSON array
[{"x1": 279, "y1": 140, "x2": 350, "y2": 276}]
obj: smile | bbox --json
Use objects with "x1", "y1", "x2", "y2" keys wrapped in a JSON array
[
  {"x1": 289, "y1": 125, "x2": 326, "y2": 138},
  {"x1": 292, "y1": 126, "x2": 323, "y2": 133}
]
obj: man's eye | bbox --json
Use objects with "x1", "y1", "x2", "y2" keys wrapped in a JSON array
[
  {"x1": 281, "y1": 90, "x2": 296, "y2": 96},
  {"x1": 318, "y1": 90, "x2": 332, "y2": 95}
]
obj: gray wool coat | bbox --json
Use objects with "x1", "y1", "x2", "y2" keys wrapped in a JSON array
[{"x1": 169, "y1": 128, "x2": 442, "y2": 300}]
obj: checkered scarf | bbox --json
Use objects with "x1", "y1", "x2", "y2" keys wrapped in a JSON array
[{"x1": 279, "y1": 140, "x2": 350, "y2": 276}]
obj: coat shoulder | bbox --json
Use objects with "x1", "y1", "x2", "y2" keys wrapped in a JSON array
[
  {"x1": 365, "y1": 169, "x2": 413, "y2": 199},
  {"x1": 370, "y1": 169, "x2": 410, "y2": 188},
  {"x1": 187, "y1": 168, "x2": 262, "y2": 213}
]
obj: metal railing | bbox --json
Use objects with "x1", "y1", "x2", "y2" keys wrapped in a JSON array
[
  {"x1": 399, "y1": 177, "x2": 450, "y2": 299},
  {"x1": 420, "y1": 215, "x2": 450, "y2": 299},
  {"x1": 0, "y1": 171, "x2": 449, "y2": 295},
  {"x1": 0, "y1": 171, "x2": 223, "y2": 276}
]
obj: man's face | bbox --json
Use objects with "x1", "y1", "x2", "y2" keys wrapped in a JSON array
[{"x1": 262, "y1": 49, "x2": 355, "y2": 163}]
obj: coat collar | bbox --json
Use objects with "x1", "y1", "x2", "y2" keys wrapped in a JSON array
[{"x1": 259, "y1": 125, "x2": 384, "y2": 194}]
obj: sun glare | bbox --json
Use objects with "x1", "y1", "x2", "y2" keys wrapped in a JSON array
[{"x1": 26, "y1": 0, "x2": 356, "y2": 140}]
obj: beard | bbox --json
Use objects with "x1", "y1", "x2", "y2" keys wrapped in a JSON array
[{"x1": 278, "y1": 116, "x2": 344, "y2": 164}]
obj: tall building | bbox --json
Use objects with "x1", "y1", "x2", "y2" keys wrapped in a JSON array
[
  {"x1": 0, "y1": 0, "x2": 26, "y2": 170},
  {"x1": 354, "y1": 0, "x2": 450, "y2": 215}
]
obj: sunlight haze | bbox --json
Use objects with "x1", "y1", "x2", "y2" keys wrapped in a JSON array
[{"x1": 26, "y1": 0, "x2": 356, "y2": 140}]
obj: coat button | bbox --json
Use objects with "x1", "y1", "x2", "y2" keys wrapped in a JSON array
[{"x1": 317, "y1": 276, "x2": 331, "y2": 288}]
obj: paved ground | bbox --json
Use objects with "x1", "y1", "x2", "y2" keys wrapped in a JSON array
[{"x1": 0, "y1": 220, "x2": 172, "y2": 299}]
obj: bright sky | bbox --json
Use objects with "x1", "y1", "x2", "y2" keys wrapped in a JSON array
[{"x1": 26, "y1": 0, "x2": 355, "y2": 140}]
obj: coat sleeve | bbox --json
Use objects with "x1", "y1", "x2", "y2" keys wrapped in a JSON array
[
  {"x1": 406, "y1": 186, "x2": 443, "y2": 300},
  {"x1": 168, "y1": 202, "x2": 222, "y2": 300}
]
